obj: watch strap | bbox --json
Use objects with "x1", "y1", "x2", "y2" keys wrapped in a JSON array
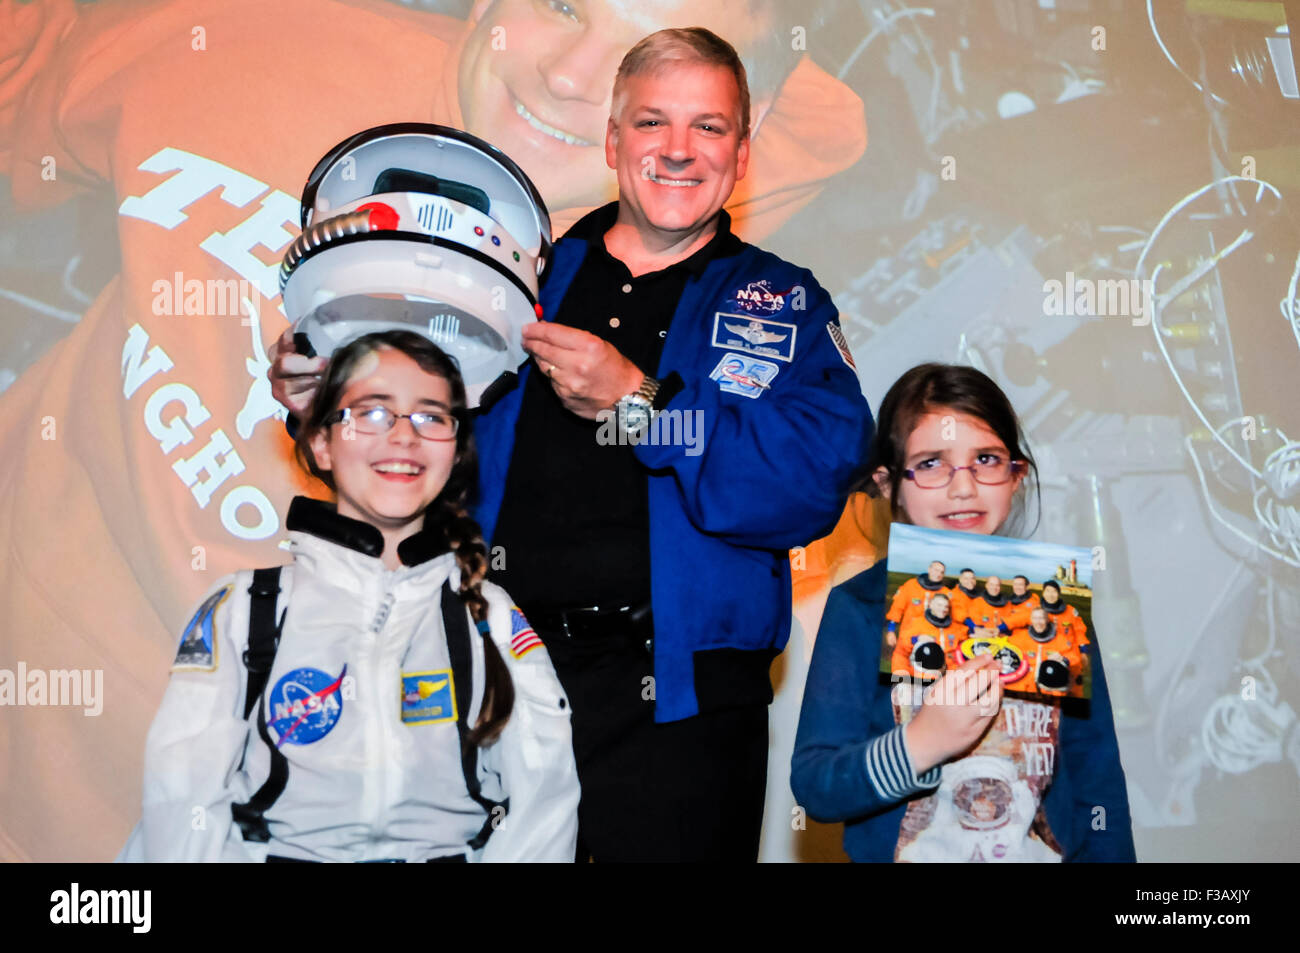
[{"x1": 635, "y1": 375, "x2": 660, "y2": 405}]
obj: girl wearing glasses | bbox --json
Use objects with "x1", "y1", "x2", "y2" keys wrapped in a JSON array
[
  {"x1": 791, "y1": 363, "x2": 1133, "y2": 862},
  {"x1": 123, "y1": 330, "x2": 579, "y2": 862}
]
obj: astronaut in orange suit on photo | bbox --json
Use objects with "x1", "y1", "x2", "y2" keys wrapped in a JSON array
[
  {"x1": 961, "y1": 575, "x2": 1032, "y2": 637},
  {"x1": 947, "y1": 567, "x2": 980, "y2": 626},
  {"x1": 1038, "y1": 579, "x2": 1089, "y2": 646},
  {"x1": 892, "y1": 592, "x2": 965, "y2": 679},
  {"x1": 1004, "y1": 574, "x2": 1039, "y2": 629},
  {"x1": 1005, "y1": 607, "x2": 1089, "y2": 697},
  {"x1": 885, "y1": 560, "x2": 950, "y2": 646}
]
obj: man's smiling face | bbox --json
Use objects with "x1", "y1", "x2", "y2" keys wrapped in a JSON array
[
  {"x1": 457, "y1": 0, "x2": 758, "y2": 212},
  {"x1": 605, "y1": 60, "x2": 749, "y2": 239}
]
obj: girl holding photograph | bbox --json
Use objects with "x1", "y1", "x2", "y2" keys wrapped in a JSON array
[
  {"x1": 791, "y1": 363, "x2": 1133, "y2": 862},
  {"x1": 121, "y1": 330, "x2": 579, "y2": 862}
]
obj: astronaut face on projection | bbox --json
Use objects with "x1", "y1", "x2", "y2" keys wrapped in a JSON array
[{"x1": 456, "y1": 0, "x2": 766, "y2": 212}]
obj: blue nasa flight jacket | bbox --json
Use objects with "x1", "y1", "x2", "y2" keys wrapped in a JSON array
[
  {"x1": 474, "y1": 213, "x2": 872, "y2": 723},
  {"x1": 791, "y1": 563, "x2": 1137, "y2": 862}
]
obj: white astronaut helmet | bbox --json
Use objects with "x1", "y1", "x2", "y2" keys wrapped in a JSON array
[{"x1": 280, "y1": 123, "x2": 552, "y2": 407}]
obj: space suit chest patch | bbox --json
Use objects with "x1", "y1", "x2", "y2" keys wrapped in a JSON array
[
  {"x1": 401, "y1": 669, "x2": 457, "y2": 726},
  {"x1": 711, "y1": 312, "x2": 797, "y2": 362},
  {"x1": 267, "y1": 666, "x2": 347, "y2": 745}
]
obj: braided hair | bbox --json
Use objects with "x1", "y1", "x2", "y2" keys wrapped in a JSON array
[{"x1": 294, "y1": 329, "x2": 514, "y2": 746}]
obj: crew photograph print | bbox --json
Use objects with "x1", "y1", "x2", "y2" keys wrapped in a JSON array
[{"x1": 0, "y1": 0, "x2": 1294, "y2": 912}]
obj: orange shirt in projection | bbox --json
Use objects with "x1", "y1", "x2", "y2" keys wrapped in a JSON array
[
  {"x1": 0, "y1": 0, "x2": 867, "y2": 861},
  {"x1": 791, "y1": 493, "x2": 887, "y2": 644}
]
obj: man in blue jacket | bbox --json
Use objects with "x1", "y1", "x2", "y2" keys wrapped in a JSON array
[{"x1": 274, "y1": 28, "x2": 870, "y2": 861}]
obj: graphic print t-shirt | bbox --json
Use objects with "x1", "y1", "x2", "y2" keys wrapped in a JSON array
[{"x1": 892, "y1": 684, "x2": 1064, "y2": 863}]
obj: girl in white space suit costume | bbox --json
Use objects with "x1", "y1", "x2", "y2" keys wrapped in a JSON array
[{"x1": 121, "y1": 330, "x2": 579, "y2": 862}]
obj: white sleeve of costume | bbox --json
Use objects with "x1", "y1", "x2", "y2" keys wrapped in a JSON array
[
  {"x1": 478, "y1": 587, "x2": 580, "y2": 863},
  {"x1": 118, "y1": 572, "x2": 266, "y2": 863}
]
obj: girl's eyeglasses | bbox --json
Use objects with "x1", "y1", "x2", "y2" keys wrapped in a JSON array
[
  {"x1": 328, "y1": 405, "x2": 459, "y2": 441},
  {"x1": 903, "y1": 457, "x2": 1027, "y2": 489}
]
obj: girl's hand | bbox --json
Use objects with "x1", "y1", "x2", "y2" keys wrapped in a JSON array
[
  {"x1": 904, "y1": 654, "x2": 1002, "y2": 775},
  {"x1": 268, "y1": 328, "x2": 328, "y2": 418}
]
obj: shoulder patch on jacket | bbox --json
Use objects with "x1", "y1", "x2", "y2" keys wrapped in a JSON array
[
  {"x1": 509, "y1": 607, "x2": 543, "y2": 659},
  {"x1": 826, "y1": 321, "x2": 856, "y2": 370},
  {"x1": 172, "y1": 584, "x2": 233, "y2": 672}
]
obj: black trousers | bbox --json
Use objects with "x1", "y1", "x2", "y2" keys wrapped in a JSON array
[{"x1": 540, "y1": 630, "x2": 769, "y2": 863}]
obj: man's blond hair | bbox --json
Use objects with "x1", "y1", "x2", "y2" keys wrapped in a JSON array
[{"x1": 611, "y1": 28, "x2": 751, "y2": 138}]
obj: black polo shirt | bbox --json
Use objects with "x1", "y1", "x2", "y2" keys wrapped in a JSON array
[{"x1": 489, "y1": 202, "x2": 742, "y2": 612}]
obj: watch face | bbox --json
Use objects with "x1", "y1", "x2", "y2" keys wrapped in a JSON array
[{"x1": 619, "y1": 399, "x2": 651, "y2": 434}]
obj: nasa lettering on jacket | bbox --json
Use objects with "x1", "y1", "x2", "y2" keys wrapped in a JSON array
[{"x1": 118, "y1": 499, "x2": 580, "y2": 862}]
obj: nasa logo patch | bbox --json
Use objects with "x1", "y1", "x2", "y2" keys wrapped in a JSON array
[
  {"x1": 731, "y1": 279, "x2": 789, "y2": 314},
  {"x1": 401, "y1": 670, "x2": 456, "y2": 725},
  {"x1": 267, "y1": 666, "x2": 347, "y2": 746},
  {"x1": 173, "y1": 584, "x2": 233, "y2": 672}
]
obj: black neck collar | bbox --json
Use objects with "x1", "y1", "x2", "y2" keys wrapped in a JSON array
[
  {"x1": 1029, "y1": 619, "x2": 1057, "y2": 642},
  {"x1": 957, "y1": 583, "x2": 979, "y2": 598},
  {"x1": 1009, "y1": 591, "x2": 1033, "y2": 604},
  {"x1": 1041, "y1": 597, "x2": 1066, "y2": 615},
  {"x1": 923, "y1": 607, "x2": 953, "y2": 628},
  {"x1": 917, "y1": 574, "x2": 946, "y2": 591},
  {"x1": 981, "y1": 589, "x2": 1008, "y2": 607},
  {"x1": 287, "y1": 496, "x2": 452, "y2": 567}
]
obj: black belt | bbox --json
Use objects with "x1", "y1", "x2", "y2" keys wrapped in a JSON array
[{"x1": 527, "y1": 601, "x2": 654, "y2": 653}]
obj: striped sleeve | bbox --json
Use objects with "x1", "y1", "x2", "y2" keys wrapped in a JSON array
[{"x1": 864, "y1": 724, "x2": 941, "y2": 800}]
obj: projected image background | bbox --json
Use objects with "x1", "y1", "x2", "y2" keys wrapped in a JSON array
[{"x1": 1, "y1": 0, "x2": 1297, "y2": 861}]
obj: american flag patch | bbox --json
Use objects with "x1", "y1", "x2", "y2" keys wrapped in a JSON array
[
  {"x1": 826, "y1": 321, "x2": 856, "y2": 371},
  {"x1": 509, "y1": 607, "x2": 543, "y2": 659}
]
